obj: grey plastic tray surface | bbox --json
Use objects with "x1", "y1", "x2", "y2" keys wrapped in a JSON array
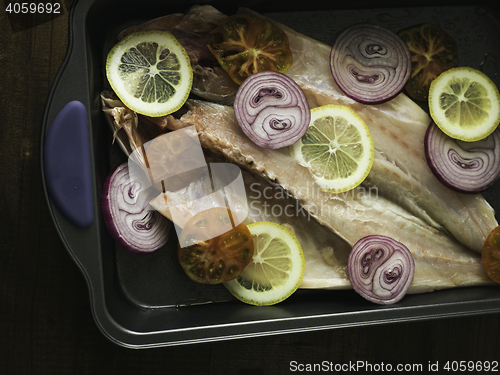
[{"x1": 41, "y1": 0, "x2": 500, "y2": 348}]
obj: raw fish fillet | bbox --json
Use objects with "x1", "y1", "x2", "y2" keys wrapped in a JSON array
[
  {"x1": 241, "y1": 8, "x2": 498, "y2": 253},
  {"x1": 103, "y1": 93, "x2": 493, "y2": 292},
  {"x1": 102, "y1": 93, "x2": 352, "y2": 289},
  {"x1": 157, "y1": 99, "x2": 493, "y2": 292}
]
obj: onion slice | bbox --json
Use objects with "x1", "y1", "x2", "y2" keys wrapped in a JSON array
[
  {"x1": 425, "y1": 121, "x2": 500, "y2": 193},
  {"x1": 348, "y1": 235, "x2": 414, "y2": 305},
  {"x1": 102, "y1": 162, "x2": 172, "y2": 253},
  {"x1": 330, "y1": 23, "x2": 411, "y2": 104},
  {"x1": 234, "y1": 71, "x2": 310, "y2": 149}
]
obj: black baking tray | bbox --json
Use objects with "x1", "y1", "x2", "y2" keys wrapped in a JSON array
[{"x1": 41, "y1": 0, "x2": 500, "y2": 348}]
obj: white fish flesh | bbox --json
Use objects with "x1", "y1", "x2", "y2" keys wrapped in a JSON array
[
  {"x1": 243, "y1": 8, "x2": 498, "y2": 253},
  {"x1": 149, "y1": 156, "x2": 492, "y2": 292},
  {"x1": 158, "y1": 99, "x2": 493, "y2": 292}
]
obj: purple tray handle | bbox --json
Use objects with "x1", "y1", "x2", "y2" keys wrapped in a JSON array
[{"x1": 43, "y1": 101, "x2": 94, "y2": 228}]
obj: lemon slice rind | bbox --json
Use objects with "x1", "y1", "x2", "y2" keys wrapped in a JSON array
[
  {"x1": 106, "y1": 31, "x2": 193, "y2": 117},
  {"x1": 223, "y1": 221, "x2": 305, "y2": 306},
  {"x1": 290, "y1": 104, "x2": 374, "y2": 193},
  {"x1": 429, "y1": 67, "x2": 500, "y2": 142}
]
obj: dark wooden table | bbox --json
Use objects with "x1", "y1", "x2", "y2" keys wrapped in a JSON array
[{"x1": 2, "y1": 2, "x2": 500, "y2": 373}]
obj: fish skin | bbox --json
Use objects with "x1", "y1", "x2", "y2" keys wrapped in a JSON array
[
  {"x1": 158, "y1": 99, "x2": 493, "y2": 292},
  {"x1": 241, "y1": 8, "x2": 498, "y2": 253}
]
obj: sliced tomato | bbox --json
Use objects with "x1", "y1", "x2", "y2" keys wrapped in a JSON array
[
  {"x1": 208, "y1": 14, "x2": 293, "y2": 85},
  {"x1": 482, "y1": 226, "x2": 500, "y2": 284},
  {"x1": 177, "y1": 207, "x2": 254, "y2": 284},
  {"x1": 398, "y1": 23, "x2": 458, "y2": 101}
]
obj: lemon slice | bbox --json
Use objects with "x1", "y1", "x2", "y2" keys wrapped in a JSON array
[
  {"x1": 106, "y1": 31, "x2": 193, "y2": 117},
  {"x1": 224, "y1": 221, "x2": 305, "y2": 306},
  {"x1": 290, "y1": 104, "x2": 374, "y2": 193},
  {"x1": 429, "y1": 67, "x2": 500, "y2": 141}
]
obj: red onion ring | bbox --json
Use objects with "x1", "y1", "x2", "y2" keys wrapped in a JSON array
[
  {"x1": 234, "y1": 71, "x2": 310, "y2": 149},
  {"x1": 348, "y1": 235, "x2": 414, "y2": 305},
  {"x1": 330, "y1": 23, "x2": 411, "y2": 104},
  {"x1": 425, "y1": 122, "x2": 500, "y2": 193},
  {"x1": 102, "y1": 162, "x2": 172, "y2": 253}
]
